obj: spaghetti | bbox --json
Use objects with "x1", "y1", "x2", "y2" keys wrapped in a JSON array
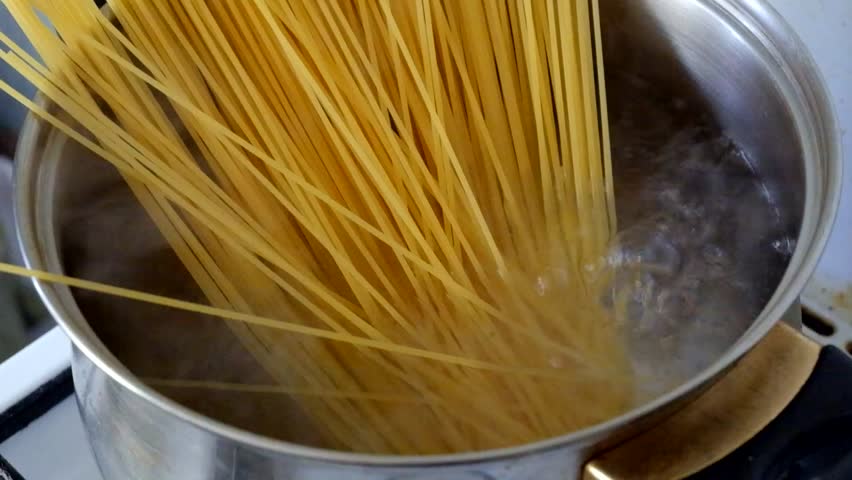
[{"x1": 0, "y1": 0, "x2": 631, "y2": 454}]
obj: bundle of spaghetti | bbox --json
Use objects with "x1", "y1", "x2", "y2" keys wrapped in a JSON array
[{"x1": 0, "y1": 0, "x2": 632, "y2": 453}]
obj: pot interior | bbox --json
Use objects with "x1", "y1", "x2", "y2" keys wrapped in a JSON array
[{"x1": 20, "y1": 0, "x2": 805, "y2": 450}]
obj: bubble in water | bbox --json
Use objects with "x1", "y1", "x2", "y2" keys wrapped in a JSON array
[{"x1": 610, "y1": 226, "x2": 682, "y2": 277}]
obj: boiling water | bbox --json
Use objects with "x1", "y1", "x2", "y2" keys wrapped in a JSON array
[{"x1": 604, "y1": 85, "x2": 793, "y2": 399}]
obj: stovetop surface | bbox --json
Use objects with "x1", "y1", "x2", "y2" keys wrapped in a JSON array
[
  {"x1": 0, "y1": 396, "x2": 100, "y2": 480},
  {"x1": 0, "y1": 329, "x2": 100, "y2": 480}
]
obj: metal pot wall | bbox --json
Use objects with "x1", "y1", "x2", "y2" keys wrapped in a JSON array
[{"x1": 12, "y1": 0, "x2": 841, "y2": 479}]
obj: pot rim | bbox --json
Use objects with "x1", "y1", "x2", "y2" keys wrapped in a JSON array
[{"x1": 12, "y1": 0, "x2": 843, "y2": 468}]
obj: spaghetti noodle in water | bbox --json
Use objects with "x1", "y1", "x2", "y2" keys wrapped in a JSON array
[{"x1": 0, "y1": 0, "x2": 631, "y2": 454}]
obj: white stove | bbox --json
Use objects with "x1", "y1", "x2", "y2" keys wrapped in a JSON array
[
  {"x1": 0, "y1": 329, "x2": 101, "y2": 479},
  {"x1": 0, "y1": 1, "x2": 849, "y2": 478}
]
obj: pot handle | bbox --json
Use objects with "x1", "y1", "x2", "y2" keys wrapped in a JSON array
[{"x1": 692, "y1": 345, "x2": 852, "y2": 479}]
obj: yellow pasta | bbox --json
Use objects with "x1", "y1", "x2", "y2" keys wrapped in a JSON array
[{"x1": 1, "y1": 0, "x2": 632, "y2": 454}]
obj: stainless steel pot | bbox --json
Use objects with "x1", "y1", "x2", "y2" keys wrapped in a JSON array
[{"x1": 13, "y1": 0, "x2": 841, "y2": 479}]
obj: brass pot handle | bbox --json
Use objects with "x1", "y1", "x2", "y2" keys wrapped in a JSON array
[{"x1": 583, "y1": 322, "x2": 820, "y2": 479}]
